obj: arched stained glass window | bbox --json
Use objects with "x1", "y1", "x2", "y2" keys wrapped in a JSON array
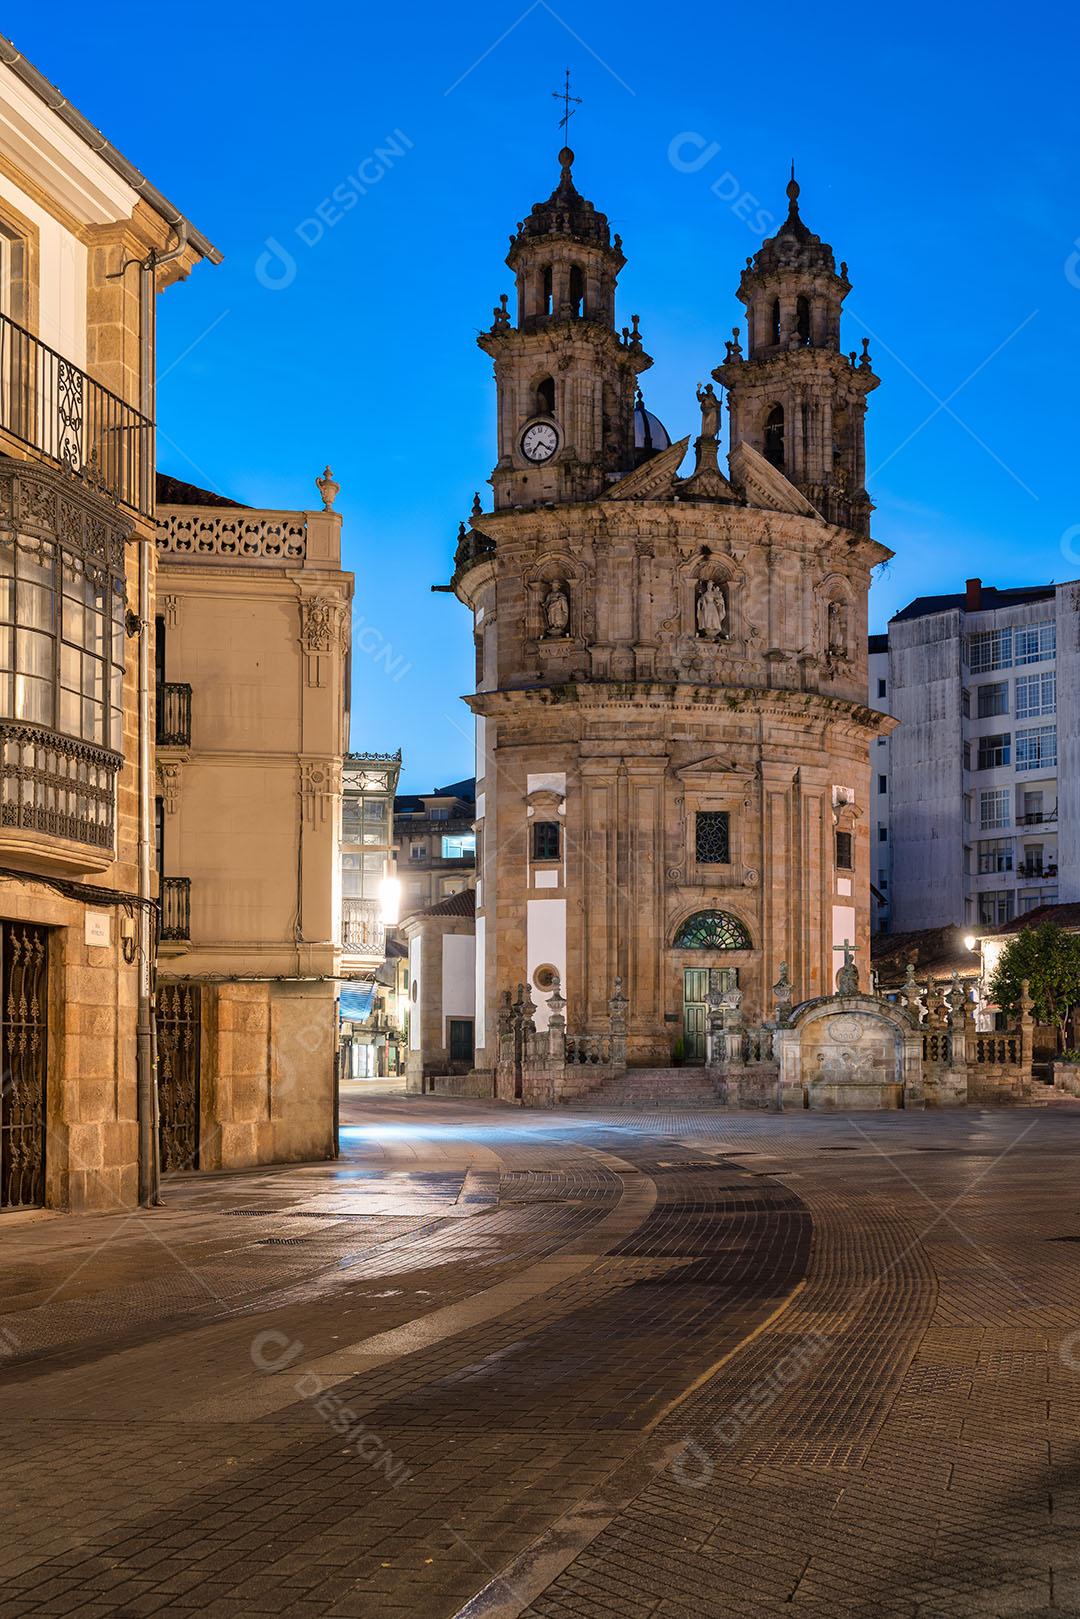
[{"x1": 673, "y1": 910, "x2": 752, "y2": 950}]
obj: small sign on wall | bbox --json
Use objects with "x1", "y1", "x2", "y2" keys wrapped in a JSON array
[{"x1": 85, "y1": 910, "x2": 111, "y2": 948}]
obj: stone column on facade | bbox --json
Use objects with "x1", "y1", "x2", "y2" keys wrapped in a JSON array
[{"x1": 1019, "y1": 977, "x2": 1035, "y2": 1072}]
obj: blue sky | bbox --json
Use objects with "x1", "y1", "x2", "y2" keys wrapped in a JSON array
[{"x1": 23, "y1": 1, "x2": 1080, "y2": 790}]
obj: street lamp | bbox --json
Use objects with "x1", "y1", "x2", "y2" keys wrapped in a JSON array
[
  {"x1": 963, "y1": 933, "x2": 977, "y2": 952},
  {"x1": 378, "y1": 876, "x2": 401, "y2": 926}
]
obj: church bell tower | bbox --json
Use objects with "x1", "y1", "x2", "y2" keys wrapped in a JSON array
[
  {"x1": 478, "y1": 146, "x2": 651, "y2": 510},
  {"x1": 714, "y1": 169, "x2": 879, "y2": 536}
]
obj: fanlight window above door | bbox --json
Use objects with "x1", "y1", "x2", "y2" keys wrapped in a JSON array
[{"x1": 673, "y1": 910, "x2": 752, "y2": 950}]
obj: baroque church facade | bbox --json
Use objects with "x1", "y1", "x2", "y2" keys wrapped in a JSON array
[{"x1": 448, "y1": 146, "x2": 890, "y2": 1072}]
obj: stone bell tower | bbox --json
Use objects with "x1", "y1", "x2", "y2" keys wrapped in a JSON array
[
  {"x1": 449, "y1": 152, "x2": 893, "y2": 1092},
  {"x1": 714, "y1": 168, "x2": 879, "y2": 536},
  {"x1": 478, "y1": 146, "x2": 651, "y2": 510}
]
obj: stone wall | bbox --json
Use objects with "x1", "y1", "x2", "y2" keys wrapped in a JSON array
[{"x1": 196, "y1": 981, "x2": 337, "y2": 1170}]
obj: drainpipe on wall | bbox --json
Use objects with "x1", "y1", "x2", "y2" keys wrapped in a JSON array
[
  {"x1": 136, "y1": 249, "x2": 159, "y2": 1206},
  {"x1": 136, "y1": 226, "x2": 191, "y2": 1206}
]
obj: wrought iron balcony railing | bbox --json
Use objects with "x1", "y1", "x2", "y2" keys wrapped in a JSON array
[
  {"x1": 0, "y1": 721, "x2": 120, "y2": 849},
  {"x1": 0, "y1": 311, "x2": 153, "y2": 516},
  {"x1": 342, "y1": 897, "x2": 385, "y2": 956},
  {"x1": 1016, "y1": 810, "x2": 1058, "y2": 826},
  {"x1": 160, "y1": 876, "x2": 191, "y2": 941},
  {"x1": 156, "y1": 682, "x2": 192, "y2": 748}
]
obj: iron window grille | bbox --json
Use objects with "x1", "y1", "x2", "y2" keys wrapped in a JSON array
[
  {"x1": 673, "y1": 910, "x2": 752, "y2": 950},
  {"x1": 695, "y1": 811, "x2": 730, "y2": 864},
  {"x1": 532, "y1": 821, "x2": 560, "y2": 862},
  {"x1": 835, "y1": 831, "x2": 854, "y2": 870}
]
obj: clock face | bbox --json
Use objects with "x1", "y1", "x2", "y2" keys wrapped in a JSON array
[{"x1": 521, "y1": 422, "x2": 558, "y2": 463}]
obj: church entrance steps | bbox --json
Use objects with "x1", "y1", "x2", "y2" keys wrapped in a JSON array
[{"x1": 563, "y1": 1067, "x2": 726, "y2": 1109}]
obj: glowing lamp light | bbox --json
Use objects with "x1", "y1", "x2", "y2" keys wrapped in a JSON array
[
  {"x1": 378, "y1": 877, "x2": 401, "y2": 926},
  {"x1": 963, "y1": 933, "x2": 978, "y2": 952}
]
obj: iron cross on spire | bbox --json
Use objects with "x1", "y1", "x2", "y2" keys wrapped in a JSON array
[{"x1": 552, "y1": 68, "x2": 582, "y2": 133}]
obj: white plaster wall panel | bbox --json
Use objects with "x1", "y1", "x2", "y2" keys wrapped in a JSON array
[
  {"x1": 526, "y1": 772, "x2": 567, "y2": 796},
  {"x1": 0, "y1": 172, "x2": 87, "y2": 362},
  {"x1": 409, "y1": 936, "x2": 422, "y2": 1050},
  {"x1": 527, "y1": 897, "x2": 566, "y2": 1031},
  {"x1": 474, "y1": 915, "x2": 486, "y2": 1050},
  {"x1": 442, "y1": 934, "x2": 476, "y2": 1019}
]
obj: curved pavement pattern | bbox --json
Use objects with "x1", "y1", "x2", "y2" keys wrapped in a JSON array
[{"x1": 0, "y1": 1095, "x2": 1079, "y2": 1618}]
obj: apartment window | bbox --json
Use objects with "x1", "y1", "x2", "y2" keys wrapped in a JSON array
[
  {"x1": 532, "y1": 821, "x2": 560, "y2": 862},
  {"x1": 878, "y1": 874, "x2": 889, "y2": 891},
  {"x1": 1015, "y1": 622, "x2": 1055, "y2": 665},
  {"x1": 877, "y1": 677, "x2": 887, "y2": 699},
  {"x1": 977, "y1": 838, "x2": 1013, "y2": 875},
  {"x1": 968, "y1": 628, "x2": 1011, "y2": 672},
  {"x1": 0, "y1": 537, "x2": 127, "y2": 752},
  {"x1": 977, "y1": 733, "x2": 1010, "y2": 769},
  {"x1": 877, "y1": 736, "x2": 887, "y2": 747},
  {"x1": 1016, "y1": 725, "x2": 1056, "y2": 773},
  {"x1": 964, "y1": 793, "x2": 973, "y2": 825},
  {"x1": 835, "y1": 830, "x2": 854, "y2": 870},
  {"x1": 878, "y1": 774, "x2": 887, "y2": 794},
  {"x1": 978, "y1": 891, "x2": 1015, "y2": 927},
  {"x1": 961, "y1": 687, "x2": 971, "y2": 718},
  {"x1": 409, "y1": 843, "x2": 427, "y2": 861},
  {"x1": 1018, "y1": 891, "x2": 1043, "y2": 916},
  {"x1": 1019, "y1": 843, "x2": 1049, "y2": 879},
  {"x1": 977, "y1": 681, "x2": 1009, "y2": 718},
  {"x1": 430, "y1": 807, "x2": 450, "y2": 821},
  {"x1": 441, "y1": 833, "x2": 476, "y2": 859},
  {"x1": 878, "y1": 826, "x2": 888, "y2": 843},
  {"x1": 695, "y1": 811, "x2": 730, "y2": 864},
  {"x1": 980, "y1": 788, "x2": 1010, "y2": 830},
  {"x1": 1015, "y1": 672, "x2": 1055, "y2": 719}
]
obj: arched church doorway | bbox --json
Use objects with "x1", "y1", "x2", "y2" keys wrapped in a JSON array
[{"x1": 673, "y1": 910, "x2": 752, "y2": 1064}]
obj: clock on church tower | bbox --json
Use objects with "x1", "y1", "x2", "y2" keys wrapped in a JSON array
[
  {"x1": 443, "y1": 141, "x2": 892, "y2": 1098},
  {"x1": 478, "y1": 145, "x2": 650, "y2": 509}
]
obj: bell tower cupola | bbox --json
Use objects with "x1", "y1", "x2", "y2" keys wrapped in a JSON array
[
  {"x1": 479, "y1": 145, "x2": 651, "y2": 510},
  {"x1": 714, "y1": 167, "x2": 879, "y2": 535}
]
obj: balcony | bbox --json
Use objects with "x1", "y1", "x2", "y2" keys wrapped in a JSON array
[
  {"x1": 0, "y1": 312, "x2": 152, "y2": 516},
  {"x1": 1018, "y1": 863, "x2": 1058, "y2": 882},
  {"x1": 160, "y1": 877, "x2": 191, "y2": 941},
  {"x1": 156, "y1": 683, "x2": 192, "y2": 749},
  {"x1": 1017, "y1": 810, "x2": 1058, "y2": 827},
  {"x1": 342, "y1": 897, "x2": 385, "y2": 957},
  {"x1": 0, "y1": 722, "x2": 120, "y2": 856}
]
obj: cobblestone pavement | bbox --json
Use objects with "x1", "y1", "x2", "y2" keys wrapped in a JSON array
[{"x1": 2, "y1": 1096, "x2": 1080, "y2": 1617}]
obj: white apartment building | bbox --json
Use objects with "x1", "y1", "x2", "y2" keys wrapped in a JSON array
[{"x1": 870, "y1": 577, "x2": 1080, "y2": 931}]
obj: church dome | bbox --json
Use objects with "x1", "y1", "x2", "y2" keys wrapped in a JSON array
[{"x1": 633, "y1": 391, "x2": 671, "y2": 462}]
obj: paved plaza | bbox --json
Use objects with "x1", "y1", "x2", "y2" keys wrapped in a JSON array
[{"x1": 3, "y1": 1091, "x2": 1080, "y2": 1618}]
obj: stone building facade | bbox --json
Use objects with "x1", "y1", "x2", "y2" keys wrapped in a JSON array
[
  {"x1": 155, "y1": 472, "x2": 352, "y2": 1171},
  {"x1": 0, "y1": 42, "x2": 218, "y2": 1209},
  {"x1": 450, "y1": 150, "x2": 891, "y2": 1077}
]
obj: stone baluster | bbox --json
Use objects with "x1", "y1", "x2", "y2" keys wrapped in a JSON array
[
  {"x1": 547, "y1": 978, "x2": 567, "y2": 1072},
  {"x1": 772, "y1": 961, "x2": 794, "y2": 1026}
]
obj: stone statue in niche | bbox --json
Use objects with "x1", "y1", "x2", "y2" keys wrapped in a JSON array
[
  {"x1": 543, "y1": 580, "x2": 570, "y2": 638},
  {"x1": 827, "y1": 597, "x2": 849, "y2": 657},
  {"x1": 696, "y1": 579, "x2": 727, "y2": 639}
]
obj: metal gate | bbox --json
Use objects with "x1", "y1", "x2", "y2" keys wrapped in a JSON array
[
  {"x1": 156, "y1": 982, "x2": 201, "y2": 1172},
  {"x1": 1, "y1": 922, "x2": 48, "y2": 1209}
]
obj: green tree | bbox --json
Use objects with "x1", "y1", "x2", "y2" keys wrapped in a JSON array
[{"x1": 988, "y1": 923, "x2": 1080, "y2": 1051}]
